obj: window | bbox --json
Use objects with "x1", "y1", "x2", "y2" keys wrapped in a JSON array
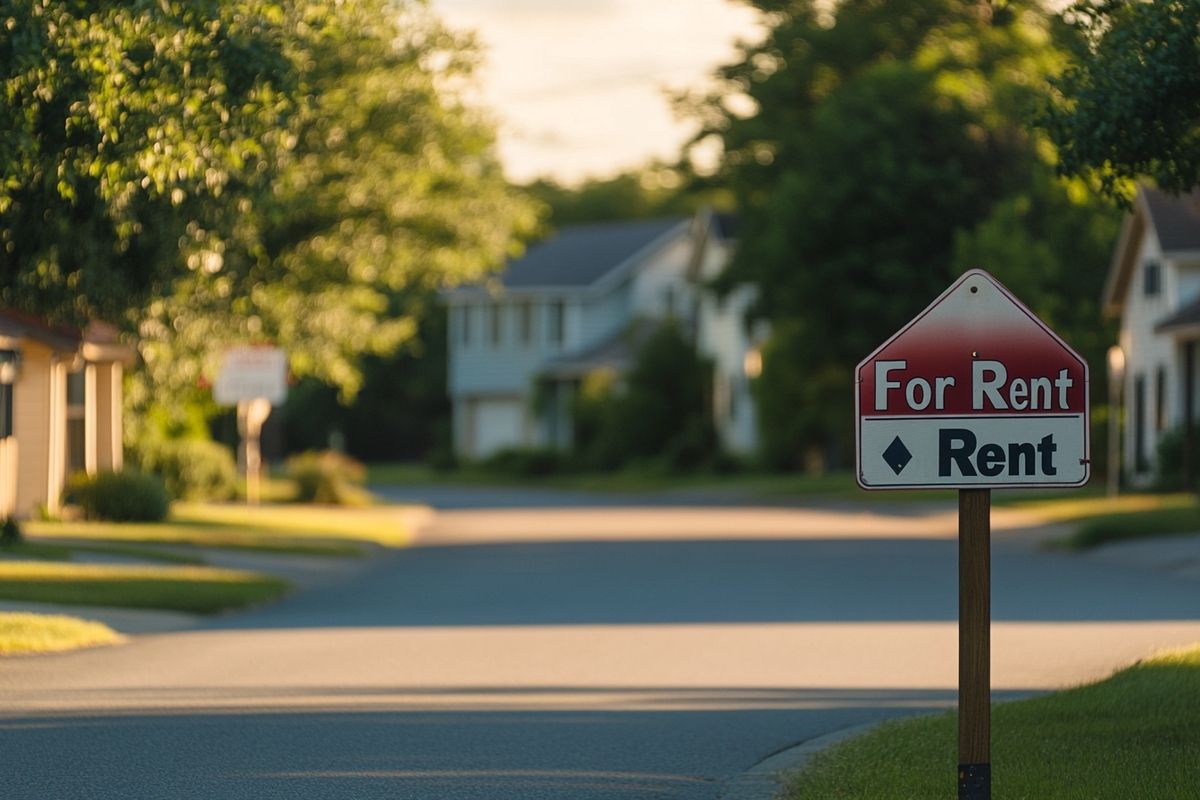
[
  {"x1": 460, "y1": 305, "x2": 472, "y2": 347},
  {"x1": 66, "y1": 370, "x2": 86, "y2": 474},
  {"x1": 547, "y1": 300, "x2": 565, "y2": 346},
  {"x1": 518, "y1": 302, "x2": 534, "y2": 346},
  {"x1": 1144, "y1": 260, "x2": 1162, "y2": 297},
  {"x1": 488, "y1": 304, "x2": 503, "y2": 347},
  {"x1": 1155, "y1": 366, "x2": 1167, "y2": 432},
  {"x1": 0, "y1": 350, "x2": 14, "y2": 439},
  {"x1": 0, "y1": 384, "x2": 11, "y2": 439}
]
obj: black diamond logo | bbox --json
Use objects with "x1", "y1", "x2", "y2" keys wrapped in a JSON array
[{"x1": 882, "y1": 436, "x2": 913, "y2": 475}]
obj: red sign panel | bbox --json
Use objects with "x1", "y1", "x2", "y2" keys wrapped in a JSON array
[{"x1": 855, "y1": 269, "x2": 1090, "y2": 489}]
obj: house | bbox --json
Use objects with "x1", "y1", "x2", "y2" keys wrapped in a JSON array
[
  {"x1": 0, "y1": 310, "x2": 135, "y2": 519},
  {"x1": 1103, "y1": 186, "x2": 1200, "y2": 483},
  {"x1": 444, "y1": 211, "x2": 766, "y2": 460}
]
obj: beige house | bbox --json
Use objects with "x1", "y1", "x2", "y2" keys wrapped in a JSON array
[{"x1": 0, "y1": 310, "x2": 135, "y2": 519}]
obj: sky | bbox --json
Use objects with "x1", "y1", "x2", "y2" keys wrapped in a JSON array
[{"x1": 431, "y1": 0, "x2": 764, "y2": 186}]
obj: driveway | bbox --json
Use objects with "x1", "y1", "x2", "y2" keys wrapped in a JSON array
[{"x1": 2, "y1": 489, "x2": 1199, "y2": 799}]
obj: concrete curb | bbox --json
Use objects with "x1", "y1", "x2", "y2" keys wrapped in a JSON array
[{"x1": 721, "y1": 721, "x2": 881, "y2": 800}]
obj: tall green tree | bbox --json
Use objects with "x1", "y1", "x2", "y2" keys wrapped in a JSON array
[
  {"x1": 1043, "y1": 0, "x2": 1200, "y2": 200},
  {"x1": 701, "y1": 0, "x2": 1114, "y2": 469},
  {"x1": 0, "y1": 0, "x2": 298, "y2": 322},
  {"x1": 132, "y1": 1, "x2": 537, "y2": 421}
]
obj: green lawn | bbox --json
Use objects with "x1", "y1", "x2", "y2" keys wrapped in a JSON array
[
  {"x1": 1000, "y1": 493, "x2": 1200, "y2": 549},
  {"x1": 0, "y1": 611, "x2": 124, "y2": 655},
  {"x1": 784, "y1": 644, "x2": 1200, "y2": 800},
  {"x1": 24, "y1": 501, "x2": 417, "y2": 556},
  {"x1": 0, "y1": 562, "x2": 289, "y2": 614}
]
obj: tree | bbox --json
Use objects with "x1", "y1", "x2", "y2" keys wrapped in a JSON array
[
  {"x1": 132, "y1": 1, "x2": 538, "y2": 420},
  {"x1": 572, "y1": 321, "x2": 717, "y2": 470},
  {"x1": 524, "y1": 164, "x2": 731, "y2": 227},
  {"x1": 1043, "y1": 0, "x2": 1200, "y2": 200},
  {"x1": 701, "y1": 0, "x2": 1074, "y2": 468},
  {"x1": 0, "y1": 0, "x2": 298, "y2": 323}
]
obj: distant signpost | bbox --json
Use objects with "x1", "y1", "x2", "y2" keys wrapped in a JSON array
[
  {"x1": 214, "y1": 346, "x2": 287, "y2": 505},
  {"x1": 855, "y1": 269, "x2": 1090, "y2": 800}
]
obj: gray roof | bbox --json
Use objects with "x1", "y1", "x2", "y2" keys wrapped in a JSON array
[
  {"x1": 1156, "y1": 296, "x2": 1200, "y2": 334},
  {"x1": 0, "y1": 308, "x2": 81, "y2": 351},
  {"x1": 501, "y1": 217, "x2": 688, "y2": 289},
  {"x1": 1143, "y1": 187, "x2": 1200, "y2": 252}
]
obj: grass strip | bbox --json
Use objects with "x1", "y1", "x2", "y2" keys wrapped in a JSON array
[
  {"x1": 0, "y1": 562, "x2": 288, "y2": 614},
  {"x1": 0, "y1": 612, "x2": 124, "y2": 655},
  {"x1": 2, "y1": 540, "x2": 204, "y2": 565},
  {"x1": 1062, "y1": 504, "x2": 1200, "y2": 550},
  {"x1": 24, "y1": 501, "x2": 419, "y2": 556},
  {"x1": 784, "y1": 644, "x2": 1200, "y2": 800}
]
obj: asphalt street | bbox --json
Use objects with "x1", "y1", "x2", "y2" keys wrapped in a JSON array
[{"x1": 3, "y1": 489, "x2": 1200, "y2": 799}]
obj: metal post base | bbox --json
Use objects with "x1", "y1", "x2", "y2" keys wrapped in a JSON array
[{"x1": 958, "y1": 763, "x2": 991, "y2": 800}]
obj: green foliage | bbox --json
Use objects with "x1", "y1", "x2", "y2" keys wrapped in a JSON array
[
  {"x1": 284, "y1": 450, "x2": 368, "y2": 505},
  {"x1": 0, "y1": 517, "x2": 21, "y2": 546},
  {"x1": 1153, "y1": 428, "x2": 1187, "y2": 491},
  {"x1": 525, "y1": 164, "x2": 730, "y2": 227},
  {"x1": 1044, "y1": 0, "x2": 1200, "y2": 200},
  {"x1": 573, "y1": 322, "x2": 719, "y2": 471},
  {"x1": 699, "y1": 0, "x2": 1115, "y2": 466},
  {"x1": 134, "y1": 439, "x2": 238, "y2": 501},
  {"x1": 479, "y1": 447, "x2": 568, "y2": 477},
  {"x1": 67, "y1": 471, "x2": 171, "y2": 523},
  {"x1": 281, "y1": 300, "x2": 452, "y2": 461},
  {"x1": 2, "y1": 1, "x2": 536, "y2": 441},
  {"x1": 0, "y1": 0, "x2": 297, "y2": 324},
  {"x1": 785, "y1": 644, "x2": 1200, "y2": 799},
  {"x1": 134, "y1": 0, "x2": 539, "y2": 410}
]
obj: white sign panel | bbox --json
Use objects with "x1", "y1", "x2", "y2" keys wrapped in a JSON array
[
  {"x1": 855, "y1": 270, "x2": 1090, "y2": 490},
  {"x1": 214, "y1": 346, "x2": 288, "y2": 405}
]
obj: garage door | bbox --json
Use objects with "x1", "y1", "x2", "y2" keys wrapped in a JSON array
[{"x1": 472, "y1": 398, "x2": 526, "y2": 458}]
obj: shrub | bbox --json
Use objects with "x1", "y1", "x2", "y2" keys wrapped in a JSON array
[
  {"x1": 480, "y1": 447, "x2": 567, "y2": 476},
  {"x1": 67, "y1": 470, "x2": 170, "y2": 522},
  {"x1": 1151, "y1": 427, "x2": 1191, "y2": 490},
  {"x1": 285, "y1": 450, "x2": 369, "y2": 505},
  {"x1": 0, "y1": 517, "x2": 21, "y2": 545},
  {"x1": 572, "y1": 320, "x2": 720, "y2": 472},
  {"x1": 135, "y1": 439, "x2": 238, "y2": 501}
]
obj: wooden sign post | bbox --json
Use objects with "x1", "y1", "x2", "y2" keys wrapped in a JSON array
[
  {"x1": 958, "y1": 489, "x2": 990, "y2": 799},
  {"x1": 855, "y1": 270, "x2": 1090, "y2": 798}
]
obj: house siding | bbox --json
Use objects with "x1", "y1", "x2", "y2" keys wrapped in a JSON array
[
  {"x1": 1120, "y1": 228, "x2": 1180, "y2": 479},
  {"x1": 445, "y1": 215, "x2": 763, "y2": 460},
  {"x1": 14, "y1": 341, "x2": 67, "y2": 514}
]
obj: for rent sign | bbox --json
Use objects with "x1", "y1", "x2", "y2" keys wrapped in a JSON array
[{"x1": 855, "y1": 269, "x2": 1089, "y2": 489}]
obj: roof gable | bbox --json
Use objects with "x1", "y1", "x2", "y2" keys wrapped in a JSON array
[
  {"x1": 500, "y1": 217, "x2": 688, "y2": 290},
  {"x1": 1104, "y1": 186, "x2": 1200, "y2": 316}
]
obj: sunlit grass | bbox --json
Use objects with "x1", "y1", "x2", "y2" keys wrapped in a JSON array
[
  {"x1": 1009, "y1": 492, "x2": 1193, "y2": 522},
  {"x1": 0, "y1": 562, "x2": 288, "y2": 614},
  {"x1": 25, "y1": 501, "x2": 416, "y2": 556},
  {"x1": 784, "y1": 644, "x2": 1200, "y2": 800},
  {"x1": 0, "y1": 612, "x2": 124, "y2": 655},
  {"x1": 1, "y1": 539, "x2": 203, "y2": 564}
]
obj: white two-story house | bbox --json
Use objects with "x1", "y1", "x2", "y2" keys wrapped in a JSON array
[
  {"x1": 1104, "y1": 186, "x2": 1200, "y2": 482},
  {"x1": 445, "y1": 210, "x2": 765, "y2": 460}
]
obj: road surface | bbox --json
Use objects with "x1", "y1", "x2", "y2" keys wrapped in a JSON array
[{"x1": 3, "y1": 490, "x2": 1200, "y2": 799}]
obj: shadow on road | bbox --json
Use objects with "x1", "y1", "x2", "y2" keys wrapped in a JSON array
[
  {"x1": 207, "y1": 537, "x2": 1200, "y2": 630},
  {"x1": 0, "y1": 687, "x2": 1004, "y2": 800}
]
